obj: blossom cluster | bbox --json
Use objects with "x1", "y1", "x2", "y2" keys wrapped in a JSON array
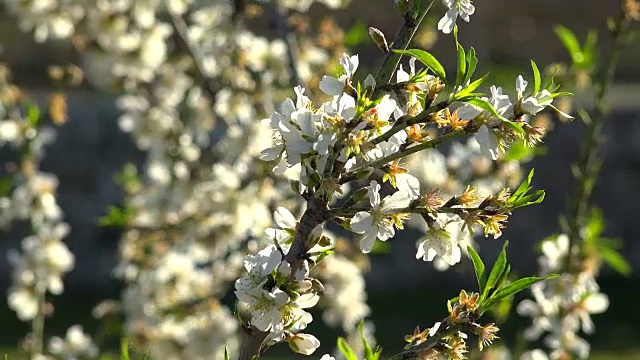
[
  {"x1": 2, "y1": 0, "x2": 364, "y2": 358},
  {"x1": 241, "y1": 18, "x2": 568, "y2": 351},
  {"x1": 518, "y1": 234, "x2": 609, "y2": 359},
  {"x1": 234, "y1": 207, "x2": 332, "y2": 355},
  {"x1": 0, "y1": 67, "x2": 98, "y2": 358}
]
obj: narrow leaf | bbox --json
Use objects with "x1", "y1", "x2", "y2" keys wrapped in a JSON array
[
  {"x1": 599, "y1": 247, "x2": 632, "y2": 276},
  {"x1": 531, "y1": 60, "x2": 541, "y2": 94},
  {"x1": 359, "y1": 321, "x2": 375, "y2": 359},
  {"x1": 393, "y1": 49, "x2": 446, "y2": 81},
  {"x1": 464, "y1": 47, "x2": 478, "y2": 85},
  {"x1": 582, "y1": 30, "x2": 599, "y2": 67},
  {"x1": 512, "y1": 168, "x2": 535, "y2": 200},
  {"x1": 554, "y1": 25, "x2": 583, "y2": 65},
  {"x1": 465, "y1": 98, "x2": 508, "y2": 123},
  {"x1": 467, "y1": 246, "x2": 486, "y2": 293},
  {"x1": 484, "y1": 275, "x2": 556, "y2": 309},
  {"x1": 495, "y1": 264, "x2": 511, "y2": 294},
  {"x1": 454, "y1": 25, "x2": 466, "y2": 87},
  {"x1": 455, "y1": 72, "x2": 490, "y2": 99},
  {"x1": 121, "y1": 339, "x2": 130, "y2": 360},
  {"x1": 337, "y1": 337, "x2": 357, "y2": 360},
  {"x1": 482, "y1": 241, "x2": 509, "y2": 301}
]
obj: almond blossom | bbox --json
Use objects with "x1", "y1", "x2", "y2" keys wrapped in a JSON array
[{"x1": 349, "y1": 181, "x2": 413, "y2": 253}]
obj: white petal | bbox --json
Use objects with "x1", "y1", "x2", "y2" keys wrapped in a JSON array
[
  {"x1": 350, "y1": 212, "x2": 373, "y2": 234},
  {"x1": 516, "y1": 75, "x2": 528, "y2": 96},
  {"x1": 396, "y1": 173, "x2": 421, "y2": 200},
  {"x1": 359, "y1": 230, "x2": 378, "y2": 253},
  {"x1": 295, "y1": 293, "x2": 320, "y2": 308},
  {"x1": 437, "y1": 9, "x2": 458, "y2": 34},
  {"x1": 475, "y1": 125, "x2": 500, "y2": 160},
  {"x1": 382, "y1": 190, "x2": 412, "y2": 210},
  {"x1": 259, "y1": 145, "x2": 284, "y2": 161},
  {"x1": 319, "y1": 76, "x2": 345, "y2": 96},
  {"x1": 274, "y1": 207, "x2": 297, "y2": 229},
  {"x1": 367, "y1": 180, "x2": 381, "y2": 207},
  {"x1": 584, "y1": 293, "x2": 609, "y2": 313}
]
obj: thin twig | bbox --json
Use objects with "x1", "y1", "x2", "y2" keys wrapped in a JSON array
[
  {"x1": 374, "y1": 0, "x2": 435, "y2": 92},
  {"x1": 270, "y1": 1, "x2": 302, "y2": 86},
  {"x1": 170, "y1": 13, "x2": 220, "y2": 101},
  {"x1": 342, "y1": 129, "x2": 466, "y2": 180},
  {"x1": 565, "y1": 3, "x2": 632, "y2": 270}
]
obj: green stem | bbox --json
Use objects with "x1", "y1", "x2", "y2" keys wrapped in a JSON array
[
  {"x1": 370, "y1": 101, "x2": 449, "y2": 146},
  {"x1": 343, "y1": 130, "x2": 466, "y2": 180},
  {"x1": 565, "y1": 4, "x2": 631, "y2": 270},
  {"x1": 374, "y1": 0, "x2": 435, "y2": 91},
  {"x1": 30, "y1": 283, "x2": 47, "y2": 358}
]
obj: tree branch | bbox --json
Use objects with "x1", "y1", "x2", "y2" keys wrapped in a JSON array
[
  {"x1": 170, "y1": 12, "x2": 220, "y2": 101},
  {"x1": 269, "y1": 2, "x2": 302, "y2": 86},
  {"x1": 374, "y1": 0, "x2": 435, "y2": 92},
  {"x1": 565, "y1": 2, "x2": 632, "y2": 270}
]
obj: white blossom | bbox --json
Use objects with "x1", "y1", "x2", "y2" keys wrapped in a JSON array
[
  {"x1": 350, "y1": 181, "x2": 412, "y2": 253},
  {"x1": 438, "y1": 0, "x2": 475, "y2": 34}
]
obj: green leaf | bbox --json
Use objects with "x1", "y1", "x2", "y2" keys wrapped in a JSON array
[
  {"x1": 358, "y1": 321, "x2": 382, "y2": 360},
  {"x1": 467, "y1": 246, "x2": 486, "y2": 293},
  {"x1": 511, "y1": 168, "x2": 534, "y2": 200},
  {"x1": 509, "y1": 169, "x2": 545, "y2": 209},
  {"x1": 453, "y1": 25, "x2": 466, "y2": 87},
  {"x1": 370, "y1": 240, "x2": 391, "y2": 254},
  {"x1": 582, "y1": 30, "x2": 599, "y2": 67},
  {"x1": 554, "y1": 25, "x2": 584, "y2": 65},
  {"x1": 337, "y1": 337, "x2": 357, "y2": 360},
  {"x1": 464, "y1": 98, "x2": 507, "y2": 122},
  {"x1": 464, "y1": 47, "x2": 478, "y2": 85},
  {"x1": 584, "y1": 207, "x2": 604, "y2": 240},
  {"x1": 510, "y1": 190, "x2": 546, "y2": 210},
  {"x1": 464, "y1": 99, "x2": 525, "y2": 136},
  {"x1": 504, "y1": 139, "x2": 547, "y2": 162},
  {"x1": 454, "y1": 72, "x2": 490, "y2": 100},
  {"x1": 98, "y1": 206, "x2": 134, "y2": 227},
  {"x1": 599, "y1": 247, "x2": 632, "y2": 276},
  {"x1": 495, "y1": 264, "x2": 511, "y2": 295},
  {"x1": 531, "y1": 60, "x2": 541, "y2": 94},
  {"x1": 393, "y1": 49, "x2": 446, "y2": 81},
  {"x1": 225, "y1": 346, "x2": 230, "y2": 360},
  {"x1": 0, "y1": 178, "x2": 12, "y2": 197},
  {"x1": 344, "y1": 21, "x2": 369, "y2": 48},
  {"x1": 482, "y1": 241, "x2": 509, "y2": 302},
  {"x1": 483, "y1": 275, "x2": 556, "y2": 309},
  {"x1": 121, "y1": 339, "x2": 130, "y2": 360},
  {"x1": 26, "y1": 101, "x2": 41, "y2": 127}
]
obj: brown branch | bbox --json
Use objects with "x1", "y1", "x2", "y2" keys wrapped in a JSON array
[{"x1": 169, "y1": 12, "x2": 220, "y2": 101}]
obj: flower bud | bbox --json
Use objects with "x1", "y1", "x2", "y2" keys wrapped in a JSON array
[
  {"x1": 291, "y1": 279, "x2": 313, "y2": 292},
  {"x1": 363, "y1": 74, "x2": 376, "y2": 91},
  {"x1": 368, "y1": 27, "x2": 389, "y2": 53},
  {"x1": 286, "y1": 333, "x2": 320, "y2": 355},
  {"x1": 310, "y1": 278, "x2": 326, "y2": 292}
]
